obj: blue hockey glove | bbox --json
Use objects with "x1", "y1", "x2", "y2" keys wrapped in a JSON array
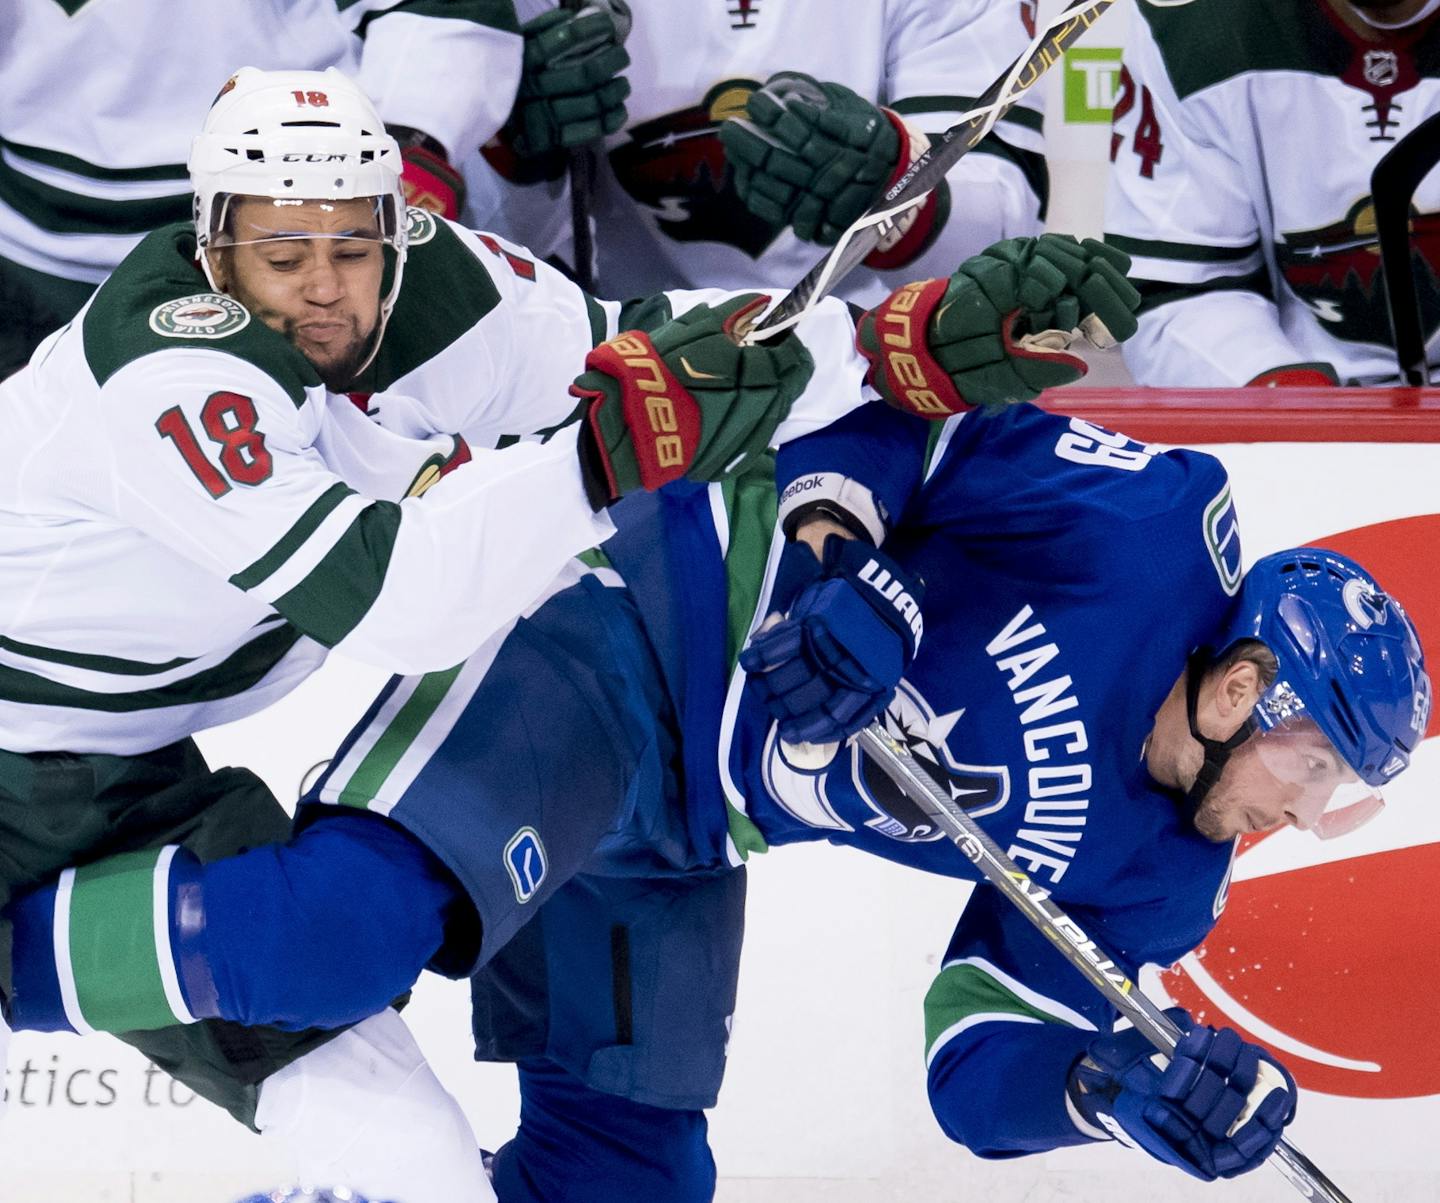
[
  {"x1": 739, "y1": 535, "x2": 923, "y2": 746},
  {"x1": 1069, "y1": 1008, "x2": 1298, "y2": 1181}
]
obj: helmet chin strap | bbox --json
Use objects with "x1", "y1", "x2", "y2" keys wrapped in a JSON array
[{"x1": 1183, "y1": 650, "x2": 1257, "y2": 810}]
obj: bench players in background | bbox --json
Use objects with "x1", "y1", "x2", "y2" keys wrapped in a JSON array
[
  {"x1": 1106, "y1": 0, "x2": 1440, "y2": 387},
  {"x1": 0, "y1": 62, "x2": 876, "y2": 1200},
  {"x1": 0, "y1": 0, "x2": 521, "y2": 379},
  {"x1": 11, "y1": 236, "x2": 1417, "y2": 1201},
  {"x1": 468, "y1": 0, "x2": 1046, "y2": 303}
]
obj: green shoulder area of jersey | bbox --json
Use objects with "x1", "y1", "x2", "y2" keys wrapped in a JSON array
[
  {"x1": 354, "y1": 208, "x2": 504, "y2": 391},
  {"x1": 81, "y1": 223, "x2": 319, "y2": 405},
  {"x1": 1138, "y1": 0, "x2": 1357, "y2": 102}
]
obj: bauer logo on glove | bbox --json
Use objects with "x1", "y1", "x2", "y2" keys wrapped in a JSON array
[{"x1": 857, "y1": 234, "x2": 1142, "y2": 416}]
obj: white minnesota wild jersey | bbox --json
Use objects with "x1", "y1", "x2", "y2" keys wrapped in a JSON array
[
  {"x1": 1106, "y1": 0, "x2": 1440, "y2": 386},
  {"x1": 474, "y1": 0, "x2": 1045, "y2": 305},
  {"x1": 0, "y1": 210, "x2": 619, "y2": 756},
  {"x1": 0, "y1": 0, "x2": 520, "y2": 283},
  {"x1": 0, "y1": 206, "x2": 872, "y2": 757}
]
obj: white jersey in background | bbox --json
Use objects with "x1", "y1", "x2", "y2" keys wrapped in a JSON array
[
  {"x1": 0, "y1": 0, "x2": 521, "y2": 285},
  {"x1": 1106, "y1": 0, "x2": 1440, "y2": 386},
  {"x1": 468, "y1": 0, "x2": 1045, "y2": 304},
  {"x1": 0, "y1": 207, "x2": 869, "y2": 756}
]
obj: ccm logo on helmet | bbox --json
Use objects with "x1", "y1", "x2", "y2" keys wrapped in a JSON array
[{"x1": 279, "y1": 153, "x2": 350, "y2": 163}]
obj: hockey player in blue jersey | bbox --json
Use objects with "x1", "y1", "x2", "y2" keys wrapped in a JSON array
[{"x1": 4, "y1": 236, "x2": 1429, "y2": 1199}]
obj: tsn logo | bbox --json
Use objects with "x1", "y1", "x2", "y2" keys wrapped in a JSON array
[
  {"x1": 606, "y1": 333, "x2": 687, "y2": 469},
  {"x1": 874, "y1": 281, "x2": 960, "y2": 417}
]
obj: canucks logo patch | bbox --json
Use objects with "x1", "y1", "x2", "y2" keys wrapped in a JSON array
[
  {"x1": 504, "y1": 826, "x2": 547, "y2": 903},
  {"x1": 149, "y1": 293, "x2": 250, "y2": 340},
  {"x1": 1203, "y1": 483, "x2": 1242, "y2": 597},
  {"x1": 405, "y1": 206, "x2": 438, "y2": 246}
]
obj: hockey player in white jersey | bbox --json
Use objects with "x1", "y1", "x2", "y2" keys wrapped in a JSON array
[
  {"x1": 0, "y1": 64, "x2": 870, "y2": 1199},
  {"x1": 0, "y1": 0, "x2": 518, "y2": 376},
  {"x1": 1106, "y1": 0, "x2": 1440, "y2": 386},
  {"x1": 468, "y1": 0, "x2": 1046, "y2": 302}
]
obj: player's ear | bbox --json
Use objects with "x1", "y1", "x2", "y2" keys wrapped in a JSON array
[{"x1": 1217, "y1": 657, "x2": 1264, "y2": 721}]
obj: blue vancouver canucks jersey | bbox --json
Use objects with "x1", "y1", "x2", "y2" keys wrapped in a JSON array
[{"x1": 605, "y1": 400, "x2": 1245, "y2": 1156}]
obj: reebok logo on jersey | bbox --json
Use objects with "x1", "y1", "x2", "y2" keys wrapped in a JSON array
[
  {"x1": 857, "y1": 557, "x2": 923, "y2": 647},
  {"x1": 149, "y1": 294, "x2": 250, "y2": 340}
]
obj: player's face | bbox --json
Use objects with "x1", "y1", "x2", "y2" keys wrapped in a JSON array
[
  {"x1": 216, "y1": 197, "x2": 385, "y2": 388},
  {"x1": 1190, "y1": 727, "x2": 1345, "y2": 841}
]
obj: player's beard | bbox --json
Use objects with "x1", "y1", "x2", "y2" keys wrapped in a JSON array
[{"x1": 268, "y1": 311, "x2": 373, "y2": 391}]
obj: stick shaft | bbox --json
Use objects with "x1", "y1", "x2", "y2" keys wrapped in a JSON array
[{"x1": 855, "y1": 722, "x2": 1351, "y2": 1203}]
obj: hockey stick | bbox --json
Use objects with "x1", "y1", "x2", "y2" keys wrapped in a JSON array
[
  {"x1": 745, "y1": 0, "x2": 1114, "y2": 342},
  {"x1": 1372, "y1": 108, "x2": 1440, "y2": 385},
  {"x1": 855, "y1": 721, "x2": 1353, "y2": 1203},
  {"x1": 562, "y1": 0, "x2": 600, "y2": 293}
]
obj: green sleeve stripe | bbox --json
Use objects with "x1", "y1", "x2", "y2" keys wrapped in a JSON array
[
  {"x1": 617, "y1": 293, "x2": 675, "y2": 334},
  {"x1": 0, "y1": 153, "x2": 187, "y2": 237},
  {"x1": 1135, "y1": 268, "x2": 1272, "y2": 316},
  {"x1": 576, "y1": 546, "x2": 613, "y2": 571},
  {"x1": 350, "y1": 0, "x2": 519, "y2": 35},
  {"x1": 1105, "y1": 233, "x2": 1261, "y2": 264},
  {"x1": 720, "y1": 457, "x2": 779, "y2": 667},
  {"x1": 890, "y1": 95, "x2": 1044, "y2": 135},
  {"x1": 924, "y1": 959, "x2": 1093, "y2": 1063},
  {"x1": 0, "y1": 623, "x2": 304, "y2": 712},
  {"x1": 0, "y1": 635, "x2": 196, "y2": 676},
  {"x1": 585, "y1": 292, "x2": 609, "y2": 347},
  {"x1": 0, "y1": 137, "x2": 188, "y2": 184},
  {"x1": 66, "y1": 850, "x2": 188, "y2": 1033},
  {"x1": 271, "y1": 500, "x2": 403, "y2": 648},
  {"x1": 336, "y1": 662, "x2": 466, "y2": 808},
  {"x1": 229, "y1": 483, "x2": 360, "y2": 592}
]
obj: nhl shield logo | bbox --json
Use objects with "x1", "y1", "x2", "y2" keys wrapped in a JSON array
[
  {"x1": 149, "y1": 293, "x2": 250, "y2": 340},
  {"x1": 405, "y1": 205, "x2": 438, "y2": 246},
  {"x1": 1364, "y1": 49, "x2": 1399, "y2": 88}
]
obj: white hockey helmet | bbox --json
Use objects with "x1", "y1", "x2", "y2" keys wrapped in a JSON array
[{"x1": 189, "y1": 66, "x2": 409, "y2": 343}]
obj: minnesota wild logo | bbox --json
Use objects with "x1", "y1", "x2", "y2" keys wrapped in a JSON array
[
  {"x1": 1275, "y1": 197, "x2": 1440, "y2": 348},
  {"x1": 609, "y1": 79, "x2": 782, "y2": 259},
  {"x1": 149, "y1": 293, "x2": 250, "y2": 340},
  {"x1": 405, "y1": 206, "x2": 438, "y2": 247}
]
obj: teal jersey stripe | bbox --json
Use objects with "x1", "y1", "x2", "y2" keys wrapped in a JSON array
[
  {"x1": 68, "y1": 850, "x2": 179, "y2": 1032},
  {"x1": 272, "y1": 501, "x2": 403, "y2": 648},
  {"x1": 0, "y1": 152, "x2": 188, "y2": 236},
  {"x1": 337, "y1": 662, "x2": 465, "y2": 807},
  {"x1": 230, "y1": 483, "x2": 359, "y2": 592},
  {"x1": 584, "y1": 292, "x2": 609, "y2": 346},
  {"x1": 0, "y1": 136, "x2": 188, "y2": 184},
  {"x1": 0, "y1": 622, "x2": 304, "y2": 711}
]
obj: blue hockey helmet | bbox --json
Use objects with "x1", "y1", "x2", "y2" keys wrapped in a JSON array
[{"x1": 1210, "y1": 547, "x2": 1431, "y2": 837}]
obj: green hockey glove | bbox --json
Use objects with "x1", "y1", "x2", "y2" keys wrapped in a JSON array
[
  {"x1": 510, "y1": 1, "x2": 631, "y2": 159},
  {"x1": 719, "y1": 72, "x2": 946, "y2": 264},
  {"x1": 856, "y1": 234, "x2": 1141, "y2": 417},
  {"x1": 570, "y1": 294, "x2": 814, "y2": 508}
]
